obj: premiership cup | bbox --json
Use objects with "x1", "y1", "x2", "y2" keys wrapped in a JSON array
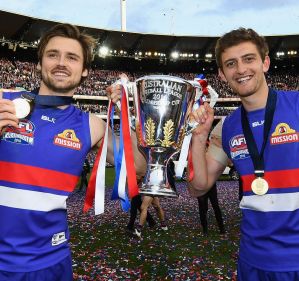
[{"x1": 131, "y1": 75, "x2": 196, "y2": 197}]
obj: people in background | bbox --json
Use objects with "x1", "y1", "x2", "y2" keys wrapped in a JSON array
[
  {"x1": 134, "y1": 160, "x2": 176, "y2": 238},
  {"x1": 78, "y1": 158, "x2": 91, "y2": 192},
  {"x1": 197, "y1": 182, "x2": 225, "y2": 235}
]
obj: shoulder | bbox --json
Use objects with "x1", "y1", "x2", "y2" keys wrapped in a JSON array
[
  {"x1": 210, "y1": 119, "x2": 223, "y2": 138},
  {"x1": 223, "y1": 107, "x2": 241, "y2": 129},
  {"x1": 89, "y1": 113, "x2": 105, "y2": 126},
  {"x1": 89, "y1": 113, "x2": 106, "y2": 147},
  {"x1": 275, "y1": 89, "x2": 299, "y2": 100},
  {"x1": 275, "y1": 89, "x2": 299, "y2": 109}
]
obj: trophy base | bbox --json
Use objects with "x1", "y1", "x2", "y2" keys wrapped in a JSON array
[{"x1": 139, "y1": 185, "x2": 178, "y2": 197}]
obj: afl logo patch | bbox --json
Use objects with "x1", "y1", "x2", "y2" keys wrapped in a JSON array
[
  {"x1": 1, "y1": 120, "x2": 35, "y2": 145},
  {"x1": 53, "y1": 129, "x2": 82, "y2": 150},
  {"x1": 229, "y1": 134, "x2": 250, "y2": 160}
]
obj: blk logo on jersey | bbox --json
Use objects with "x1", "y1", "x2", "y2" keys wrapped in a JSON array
[
  {"x1": 53, "y1": 129, "x2": 82, "y2": 150},
  {"x1": 229, "y1": 134, "x2": 250, "y2": 160},
  {"x1": 41, "y1": 115, "x2": 56, "y2": 123},
  {"x1": 270, "y1": 123, "x2": 299, "y2": 145},
  {"x1": 252, "y1": 120, "x2": 264, "y2": 127},
  {"x1": 1, "y1": 119, "x2": 35, "y2": 145}
]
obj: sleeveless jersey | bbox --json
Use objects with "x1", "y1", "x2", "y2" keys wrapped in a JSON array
[
  {"x1": 0, "y1": 91, "x2": 91, "y2": 272},
  {"x1": 222, "y1": 89, "x2": 299, "y2": 271}
]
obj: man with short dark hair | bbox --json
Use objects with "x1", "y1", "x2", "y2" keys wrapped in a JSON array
[{"x1": 189, "y1": 28, "x2": 299, "y2": 280}]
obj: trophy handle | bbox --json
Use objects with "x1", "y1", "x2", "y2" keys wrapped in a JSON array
[
  {"x1": 175, "y1": 84, "x2": 219, "y2": 178},
  {"x1": 185, "y1": 121, "x2": 199, "y2": 135},
  {"x1": 113, "y1": 79, "x2": 138, "y2": 130},
  {"x1": 185, "y1": 100, "x2": 200, "y2": 135},
  {"x1": 113, "y1": 77, "x2": 131, "y2": 110},
  {"x1": 185, "y1": 84, "x2": 219, "y2": 135}
]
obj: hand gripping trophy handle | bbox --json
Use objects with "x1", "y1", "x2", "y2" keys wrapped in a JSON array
[
  {"x1": 113, "y1": 77, "x2": 136, "y2": 130},
  {"x1": 185, "y1": 80, "x2": 219, "y2": 135},
  {"x1": 175, "y1": 81, "x2": 219, "y2": 178}
]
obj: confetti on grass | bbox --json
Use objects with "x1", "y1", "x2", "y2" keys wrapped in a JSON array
[{"x1": 68, "y1": 181, "x2": 240, "y2": 280}]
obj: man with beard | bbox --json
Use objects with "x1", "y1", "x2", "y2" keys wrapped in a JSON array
[
  {"x1": 189, "y1": 28, "x2": 299, "y2": 281},
  {"x1": 0, "y1": 24, "x2": 146, "y2": 281}
]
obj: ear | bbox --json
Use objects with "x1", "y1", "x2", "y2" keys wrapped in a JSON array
[
  {"x1": 82, "y1": 69, "x2": 88, "y2": 78},
  {"x1": 36, "y1": 62, "x2": 41, "y2": 71},
  {"x1": 218, "y1": 68, "x2": 227, "y2": 82},
  {"x1": 263, "y1": 55, "x2": 270, "y2": 73}
]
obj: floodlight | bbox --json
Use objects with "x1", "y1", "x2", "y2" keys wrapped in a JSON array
[
  {"x1": 99, "y1": 46, "x2": 109, "y2": 57},
  {"x1": 171, "y1": 51, "x2": 179, "y2": 59}
]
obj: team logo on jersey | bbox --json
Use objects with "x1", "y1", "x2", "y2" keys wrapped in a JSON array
[
  {"x1": 270, "y1": 123, "x2": 299, "y2": 145},
  {"x1": 229, "y1": 134, "x2": 250, "y2": 160},
  {"x1": 53, "y1": 129, "x2": 82, "y2": 150},
  {"x1": 52, "y1": 231, "x2": 67, "y2": 246},
  {"x1": 1, "y1": 119, "x2": 35, "y2": 145}
]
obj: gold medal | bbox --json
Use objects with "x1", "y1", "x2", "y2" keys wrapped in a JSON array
[
  {"x1": 12, "y1": 98, "x2": 31, "y2": 119},
  {"x1": 251, "y1": 177, "x2": 269, "y2": 195}
]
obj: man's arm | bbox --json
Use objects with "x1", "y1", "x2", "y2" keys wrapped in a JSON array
[
  {"x1": 188, "y1": 105, "x2": 228, "y2": 196},
  {"x1": 188, "y1": 135, "x2": 227, "y2": 197}
]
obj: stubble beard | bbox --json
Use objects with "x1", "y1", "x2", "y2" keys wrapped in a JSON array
[
  {"x1": 235, "y1": 89, "x2": 256, "y2": 99},
  {"x1": 41, "y1": 73, "x2": 80, "y2": 94}
]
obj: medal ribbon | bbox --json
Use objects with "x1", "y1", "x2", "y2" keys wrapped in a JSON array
[
  {"x1": 132, "y1": 82, "x2": 146, "y2": 146},
  {"x1": 83, "y1": 101, "x2": 113, "y2": 215},
  {"x1": 241, "y1": 89, "x2": 277, "y2": 178},
  {"x1": 111, "y1": 106, "x2": 130, "y2": 212},
  {"x1": 120, "y1": 84, "x2": 139, "y2": 199},
  {"x1": 22, "y1": 92, "x2": 74, "y2": 106},
  {"x1": 187, "y1": 145, "x2": 194, "y2": 181}
]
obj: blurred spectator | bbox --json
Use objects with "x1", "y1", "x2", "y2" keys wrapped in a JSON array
[
  {"x1": 78, "y1": 159, "x2": 91, "y2": 192},
  {"x1": 197, "y1": 182, "x2": 225, "y2": 236}
]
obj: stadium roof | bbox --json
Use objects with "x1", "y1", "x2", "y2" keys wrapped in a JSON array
[{"x1": 1, "y1": 10, "x2": 298, "y2": 60}]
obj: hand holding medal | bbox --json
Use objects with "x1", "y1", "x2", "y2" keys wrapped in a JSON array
[
  {"x1": 0, "y1": 98, "x2": 19, "y2": 131},
  {"x1": 1, "y1": 92, "x2": 74, "y2": 134},
  {"x1": 12, "y1": 93, "x2": 74, "y2": 120},
  {"x1": 12, "y1": 96, "x2": 33, "y2": 119}
]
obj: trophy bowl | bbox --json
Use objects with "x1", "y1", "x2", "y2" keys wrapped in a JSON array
[{"x1": 132, "y1": 75, "x2": 196, "y2": 197}]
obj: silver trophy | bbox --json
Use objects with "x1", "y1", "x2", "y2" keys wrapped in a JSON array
[{"x1": 131, "y1": 75, "x2": 196, "y2": 197}]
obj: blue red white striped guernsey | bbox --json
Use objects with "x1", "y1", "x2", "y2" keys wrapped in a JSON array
[
  {"x1": 222, "y1": 89, "x2": 299, "y2": 271},
  {"x1": 0, "y1": 91, "x2": 91, "y2": 272}
]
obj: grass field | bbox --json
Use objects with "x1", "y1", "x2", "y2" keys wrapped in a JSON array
[{"x1": 69, "y1": 168, "x2": 240, "y2": 280}]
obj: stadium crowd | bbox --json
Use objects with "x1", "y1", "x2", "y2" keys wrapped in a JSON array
[
  {"x1": 1, "y1": 57, "x2": 298, "y2": 167},
  {"x1": 1, "y1": 58, "x2": 298, "y2": 100}
]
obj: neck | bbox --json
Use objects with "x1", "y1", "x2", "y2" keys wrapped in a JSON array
[
  {"x1": 240, "y1": 83, "x2": 269, "y2": 112},
  {"x1": 35, "y1": 84, "x2": 74, "y2": 109},
  {"x1": 38, "y1": 83, "x2": 75, "y2": 97}
]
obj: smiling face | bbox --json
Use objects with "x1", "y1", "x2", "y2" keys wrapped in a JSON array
[
  {"x1": 218, "y1": 41, "x2": 270, "y2": 99},
  {"x1": 38, "y1": 36, "x2": 88, "y2": 96}
]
